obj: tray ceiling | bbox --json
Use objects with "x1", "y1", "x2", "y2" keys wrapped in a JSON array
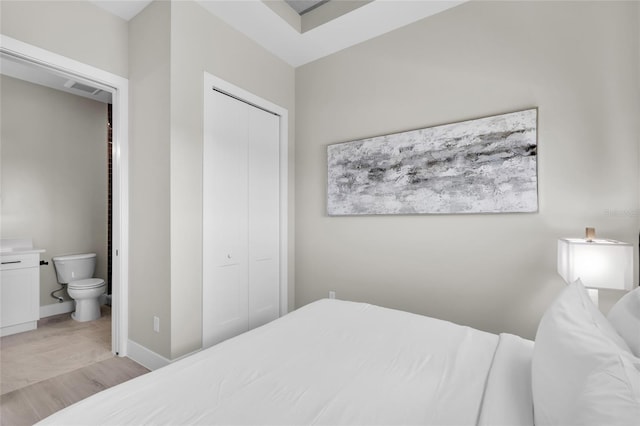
[
  {"x1": 90, "y1": 0, "x2": 467, "y2": 67},
  {"x1": 284, "y1": 0, "x2": 329, "y2": 15}
]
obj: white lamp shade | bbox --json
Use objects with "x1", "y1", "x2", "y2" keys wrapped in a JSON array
[{"x1": 557, "y1": 238, "x2": 633, "y2": 290}]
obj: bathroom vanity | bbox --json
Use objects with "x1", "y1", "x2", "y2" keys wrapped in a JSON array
[{"x1": 0, "y1": 239, "x2": 45, "y2": 336}]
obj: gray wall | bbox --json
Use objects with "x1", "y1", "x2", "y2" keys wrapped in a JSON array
[
  {"x1": 168, "y1": 1, "x2": 295, "y2": 358},
  {"x1": 0, "y1": 1, "x2": 128, "y2": 78},
  {"x1": 128, "y1": 0, "x2": 172, "y2": 358},
  {"x1": 2, "y1": 0, "x2": 637, "y2": 355},
  {"x1": 2, "y1": 0, "x2": 295, "y2": 360},
  {"x1": 295, "y1": 0, "x2": 640, "y2": 339},
  {"x1": 127, "y1": 0, "x2": 296, "y2": 359},
  {"x1": 0, "y1": 75, "x2": 108, "y2": 307}
]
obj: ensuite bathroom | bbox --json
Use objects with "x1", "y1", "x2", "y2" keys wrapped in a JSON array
[{"x1": 0, "y1": 59, "x2": 114, "y2": 395}]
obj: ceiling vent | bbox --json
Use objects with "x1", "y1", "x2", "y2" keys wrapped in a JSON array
[{"x1": 64, "y1": 79, "x2": 102, "y2": 96}]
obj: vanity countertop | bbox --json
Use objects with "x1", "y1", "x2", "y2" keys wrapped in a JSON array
[
  {"x1": 0, "y1": 248, "x2": 46, "y2": 256},
  {"x1": 0, "y1": 239, "x2": 45, "y2": 256}
]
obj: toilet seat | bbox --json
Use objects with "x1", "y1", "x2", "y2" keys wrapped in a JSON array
[{"x1": 68, "y1": 278, "x2": 105, "y2": 290}]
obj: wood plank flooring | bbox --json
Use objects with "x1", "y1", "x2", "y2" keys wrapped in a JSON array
[
  {"x1": 0, "y1": 307, "x2": 149, "y2": 425},
  {"x1": 2, "y1": 307, "x2": 112, "y2": 395},
  {"x1": 0, "y1": 357, "x2": 148, "y2": 426}
]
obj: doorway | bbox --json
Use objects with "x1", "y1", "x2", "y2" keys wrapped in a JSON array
[{"x1": 0, "y1": 35, "x2": 129, "y2": 356}]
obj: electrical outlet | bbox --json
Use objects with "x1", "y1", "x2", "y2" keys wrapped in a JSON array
[
  {"x1": 153, "y1": 316, "x2": 160, "y2": 333},
  {"x1": 329, "y1": 291, "x2": 336, "y2": 299}
]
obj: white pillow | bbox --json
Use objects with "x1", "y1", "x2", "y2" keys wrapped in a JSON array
[
  {"x1": 532, "y1": 281, "x2": 640, "y2": 425},
  {"x1": 608, "y1": 286, "x2": 640, "y2": 357}
]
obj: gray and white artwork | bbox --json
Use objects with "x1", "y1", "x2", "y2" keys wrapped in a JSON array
[{"x1": 327, "y1": 108, "x2": 538, "y2": 215}]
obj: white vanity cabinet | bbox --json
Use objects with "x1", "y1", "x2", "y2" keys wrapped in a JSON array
[{"x1": 1, "y1": 242, "x2": 44, "y2": 337}]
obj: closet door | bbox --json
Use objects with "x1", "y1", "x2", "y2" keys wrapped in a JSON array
[
  {"x1": 203, "y1": 88, "x2": 281, "y2": 349},
  {"x1": 248, "y1": 107, "x2": 280, "y2": 330},
  {"x1": 203, "y1": 90, "x2": 250, "y2": 348}
]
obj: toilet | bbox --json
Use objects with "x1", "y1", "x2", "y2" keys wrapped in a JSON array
[{"x1": 52, "y1": 253, "x2": 106, "y2": 322}]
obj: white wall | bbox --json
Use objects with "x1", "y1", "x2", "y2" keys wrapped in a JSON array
[
  {"x1": 0, "y1": 75, "x2": 108, "y2": 307},
  {"x1": 295, "y1": 0, "x2": 640, "y2": 339}
]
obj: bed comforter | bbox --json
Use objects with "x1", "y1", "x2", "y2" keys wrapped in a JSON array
[{"x1": 38, "y1": 299, "x2": 534, "y2": 425}]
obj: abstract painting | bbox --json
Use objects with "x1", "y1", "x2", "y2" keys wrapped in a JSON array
[{"x1": 327, "y1": 108, "x2": 538, "y2": 215}]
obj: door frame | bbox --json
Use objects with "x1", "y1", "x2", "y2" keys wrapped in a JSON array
[
  {"x1": 203, "y1": 71, "x2": 289, "y2": 319},
  {"x1": 0, "y1": 35, "x2": 129, "y2": 356}
]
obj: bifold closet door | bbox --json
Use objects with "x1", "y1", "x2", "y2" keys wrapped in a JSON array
[
  {"x1": 247, "y1": 106, "x2": 280, "y2": 330},
  {"x1": 203, "y1": 89, "x2": 280, "y2": 349}
]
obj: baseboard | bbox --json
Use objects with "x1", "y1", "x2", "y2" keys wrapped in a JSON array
[
  {"x1": 126, "y1": 340, "x2": 172, "y2": 371},
  {"x1": 126, "y1": 339, "x2": 201, "y2": 371},
  {"x1": 1, "y1": 321, "x2": 37, "y2": 337},
  {"x1": 40, "y1": 301, "x2": 74, "y2": 318}
]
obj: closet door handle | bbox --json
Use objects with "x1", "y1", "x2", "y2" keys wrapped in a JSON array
[{"x1": 1, "y1": 261, "x2": 22, "y2": 265}]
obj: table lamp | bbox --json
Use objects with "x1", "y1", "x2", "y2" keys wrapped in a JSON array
[{"x1": 557, "y1": 228, "x2": 633, "y2": 306}]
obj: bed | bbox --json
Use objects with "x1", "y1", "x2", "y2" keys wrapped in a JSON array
[{"x1": 38, "y1": 282, "x2": 640, "y2": 425}]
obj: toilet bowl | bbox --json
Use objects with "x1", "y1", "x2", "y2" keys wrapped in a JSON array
[
  {"x1": 67, "y1": 278, "x2": 106, "y2": 322},
  {"x1": 52, "y1": 253, "x2": 105, "y2": 322}
]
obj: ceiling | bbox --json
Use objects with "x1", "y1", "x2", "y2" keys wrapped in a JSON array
[
  {"x1": 284, "y1": 0, "x2": 329, "y2": 15},
  {"x1": 91, "y1": 0, "x2": 467, "y2": 67},
  {"x1": 1, "y1": 0, "x2": 466, "y2": 101},
  {"x1": 91, "y1": 0, "x2": 152, "y2": 20}
]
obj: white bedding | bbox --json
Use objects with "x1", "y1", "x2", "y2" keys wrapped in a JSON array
[
  {"x1": 39, "y1": 299, "x2": 534, "y2": 425},
  {"x1": 478, "y1": 333, "x2": 534, "y2": 426}
]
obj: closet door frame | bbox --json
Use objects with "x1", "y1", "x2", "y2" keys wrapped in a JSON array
[{"x1": 203, "y1": 71, "x2": 289, "y2": 320}]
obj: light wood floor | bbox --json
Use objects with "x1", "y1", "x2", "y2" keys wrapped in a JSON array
[{"x1": 0, "y1": 307, "x2": 149, "y2": 425}]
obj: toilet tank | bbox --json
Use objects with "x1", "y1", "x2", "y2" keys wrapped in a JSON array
[{"x1": 52, "y1": 253, "x2": 96, "y2": 283}]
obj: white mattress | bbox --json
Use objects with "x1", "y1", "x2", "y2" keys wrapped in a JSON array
[{"x1": 38, "y1": 299, "x2": 534, "y2": 425}]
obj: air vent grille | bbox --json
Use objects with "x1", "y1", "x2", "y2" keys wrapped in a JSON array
[{"x1": 64, "y1": 80, "x2": 101, "y2": 95}]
